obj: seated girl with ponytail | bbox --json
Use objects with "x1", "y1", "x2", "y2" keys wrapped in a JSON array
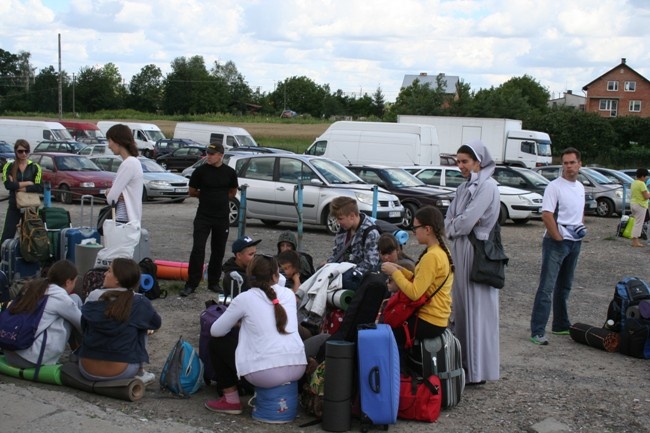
[
  {"x1": 4, "y1": 260, "x2": 82, "y2": 369},
  {"x1": 380, "y1": 205, "x2": 454, "y2": 349},
  {"x1": 206, "y1": 254, "x2": 306, "y2": 415},
  {"x1": 78, "y1": 258, "x2": 161, "y2": 384}
]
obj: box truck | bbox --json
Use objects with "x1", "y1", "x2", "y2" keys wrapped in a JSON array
[
  {"x1": 0, "y1": 119, "x2": 73, "y2": 145},
  {"x1": 304, "y1": 121, "x2": 441, "y2": 166},
  {"x1": 97, "y1": 121, "x2": 165, "y2": 157},
  {"x1": 397, "y1": 115, "x2": 552, "y2": 168},
  {"x1": 173, "y1": 122, "x2": 259, "y2": 149}
]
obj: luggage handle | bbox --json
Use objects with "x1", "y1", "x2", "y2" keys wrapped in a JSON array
[
  {"x1": 368, "y1": 366, "x2": 381, "y2": 393},
  {"x1": 79, "y1": 194, "x2": 95, "y2": 229}
]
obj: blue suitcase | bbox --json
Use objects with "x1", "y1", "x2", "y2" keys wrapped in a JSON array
[
  {"x1": 60, "y1": 195, "x2": 101, "y2": 264},
  {"x1": 357, "y1": 323, "x2": 399, "y2": 431},
  {"x1": 1, "y1": 238, "x2": 41, "y2": 284}
]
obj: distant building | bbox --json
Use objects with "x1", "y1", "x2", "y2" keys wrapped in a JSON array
[
  {"x1": 582, "y1": 58, "x2": 650, "y2": 118},
  {"x1": 548, "y1": 90, "x2": 585, "y2": 111},
  {"x1": 401, "y1": 72, "x2": 458, "y2": 95}
]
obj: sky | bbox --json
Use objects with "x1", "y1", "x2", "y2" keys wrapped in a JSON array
[{"x1": 1, "y1": 0, "x2": 650, "y2": 103}]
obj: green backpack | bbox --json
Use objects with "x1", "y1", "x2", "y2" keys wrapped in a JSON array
[{"x1": 20, "y1": 208, "x2": 50, "y2": 263}]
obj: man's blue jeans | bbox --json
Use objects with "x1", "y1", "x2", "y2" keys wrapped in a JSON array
[{"x1": 530, "y1": 237, "x2": 582, "y2": 337}]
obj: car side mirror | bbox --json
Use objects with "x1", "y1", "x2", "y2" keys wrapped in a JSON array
[{"x1": 310, "y1": 178, "x2": 324, "y2": 186}]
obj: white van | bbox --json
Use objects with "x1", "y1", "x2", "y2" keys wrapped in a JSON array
[
  {"x1": 304, "y1": 121, "x2": 441, "y2": 166},
  {"x1": 0, "y1": 119, "x2": 73, "y2": 146},
  {"x1": 173, "y1": 122, "x2": 258, "y2": 149},
  {"x1": 97, "y1": 121, "x2": 166, "y2": 157}
]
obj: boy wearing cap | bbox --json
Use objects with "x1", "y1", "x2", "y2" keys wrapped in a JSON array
[
  {"x1": 221, "y1": 236, "x2": 261, "y2": 298},
  {"x1": 181, "y1": 142, "x2": 239, "y2": 297}
]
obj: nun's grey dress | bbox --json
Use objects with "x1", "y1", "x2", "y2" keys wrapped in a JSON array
[{"x1": 444, "y1": 141, "x2": 501, "y2": 383}]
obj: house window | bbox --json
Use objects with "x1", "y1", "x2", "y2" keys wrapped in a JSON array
[
  {"x1": 629, "y1": 100, "x2": 641, "y2": 112},
  {"x1": 599, "y1": 99, "x2": 618, "y2": 116},
  {"x1": 607, "y1": 81, "x2": 619, "y2": 91},
  {"x1": 624, "y1": 81, "x2": 636, "y2": 92}
]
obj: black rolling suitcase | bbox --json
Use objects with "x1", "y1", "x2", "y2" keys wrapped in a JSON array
[
  {"x1": 357, "y1": 323, "x2": 399, "y2": 432},
  {"x1": 410, "y1": 328, "x2": 465, "y2": 409}
]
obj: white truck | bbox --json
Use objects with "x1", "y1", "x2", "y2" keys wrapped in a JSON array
[
  {"x1": 304, "y1": 121, "x2": 441, "y2": 166},
  {"x1": 397, "y1": 115, "x2": 552, "y2": 168},
  {"x1": 97, "y1": 121, "x2": 166, "y2": 157},
  {"x1": 0, "y1": 119, "x2": 73, "y2": 145}
]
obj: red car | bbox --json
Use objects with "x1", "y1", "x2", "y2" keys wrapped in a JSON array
[{"x1": 30, "y1": 152, "x2": 115, "y2": 204}]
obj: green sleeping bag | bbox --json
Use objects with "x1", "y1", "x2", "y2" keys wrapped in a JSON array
[{"x1": 0, "y1": 355, "x2": 62, "y2": 385}]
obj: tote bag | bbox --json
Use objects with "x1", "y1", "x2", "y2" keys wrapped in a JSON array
[{"x1": 95, "y1": 208, "x2": 141, "y2": 266}]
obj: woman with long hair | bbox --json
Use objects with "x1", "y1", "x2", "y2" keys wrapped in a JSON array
[
  {"x1": 206, "y1": 254, "x2": 306, "y2": 415},
  {"x1": 444, "y1": 140, "x2": 501, "y2": 385},
  {"x1": 381, "y1": 206, "x2": 453, "y2": 349},
  {"x1": 1, "y1": 139, "x2": 43, "y2": 243},
  {"x1": 4, "y1": 260, "x2": 81, "y2": 368},
  {"x1": 78, "y1": 258, "x2": 161, "y2": 383},
  {"x1": 105, "y1": 124, "x2": 143, "y2": 223}
]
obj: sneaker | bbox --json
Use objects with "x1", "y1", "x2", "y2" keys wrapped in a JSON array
[
  {"x1": 180, "y1": 285, "x2": 196, "y2": 297},
  {"x1": 136, "y1": 371, "x2": 156, "y2": 386},
  {"x1": 552, "y1": 330, "x2": 570, "y2": 335},
  {"x1": 530, "y1": 335, "x2": 549, "y2": 345},
  {"x1": 205, "y1": 397, "x2": 243, "y2": 415},
  {"x1": 208, "y1": 283, "x2": 224, "y2": 294}
]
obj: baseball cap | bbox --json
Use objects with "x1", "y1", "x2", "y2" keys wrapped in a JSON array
[
  {"x1": 232, "y1": 236, "x2": 261, "y2": 253},
  {"x1": 206, "y1": 142, "x2": 225, "y2": 154}
]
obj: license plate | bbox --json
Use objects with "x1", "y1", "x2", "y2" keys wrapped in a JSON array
[
  {"x1": 175, "y1": 188, "x2": 188, "y2": 193},
  {"x1": 99, "y1": 189, "x2": 106, "y2": 195},
  {"x1": 389, "y1": 211, "x2": 401, "y2": 218}
]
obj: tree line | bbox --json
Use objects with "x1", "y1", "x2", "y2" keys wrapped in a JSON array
[{"x1": 1, "y1": 48, "x2": 649, "y2": 167}]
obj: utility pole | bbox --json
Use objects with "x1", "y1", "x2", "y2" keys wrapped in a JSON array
[
  {"x1": 58, "y1": 33, "x2": 62, "y2": 120},
  {"x1": 72, "y1": 73, "x2": 76, "y2": 115}
]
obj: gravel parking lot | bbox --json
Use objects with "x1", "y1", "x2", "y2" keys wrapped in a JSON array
[{"x1": 3, "y1": 197, "x2": 650, "y2": 432}]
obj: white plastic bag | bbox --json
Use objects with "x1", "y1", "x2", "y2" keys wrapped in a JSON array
[{"x1": 95, "y1": 217, "x2": 141, "y2": 267}]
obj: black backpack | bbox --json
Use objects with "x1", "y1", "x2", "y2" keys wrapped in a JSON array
[
  {"x1": 139, "y1": 258, "x2": 167, "y2": 300},
  {"x1": 606, "y1": 277, "x2": 650, "y2": 358}
]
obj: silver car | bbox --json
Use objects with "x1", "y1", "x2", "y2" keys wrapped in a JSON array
[
  {"x1": 535, "y1": 166, "x2": 629, "y2": 217},
  {"x1": 227, "y1": 154, "x2": 404, "y2": 234},
  {"x1": 90, "y1": 155, "x2": 189, "y2": 202}
]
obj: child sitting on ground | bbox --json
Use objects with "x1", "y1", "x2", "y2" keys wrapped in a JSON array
[{"x1": 222, "y1": 236, "x2": 261, "y2": 298}]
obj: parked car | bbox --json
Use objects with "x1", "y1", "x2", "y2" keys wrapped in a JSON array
[
  {"x1": 226, "y1": 154, "x2": 404, "y2": 234},
  {"x1": 181, "y1": 149, "x2": 293, "y2": 179},
  {"x1": 404, "y1": 165, "x2": 543, "y2": 224},
  {"x1": 493, "y1": 165, "x2": 597, "y2": 214},
  {"x1": 534, "y1": 166, "x2": 629, "y2": 217},
  {"x1": 346, "y1": 165, "x2": 454, "y2": 228},
  {"x1": 590, "y1": 167, "x2": 634, "y2": 187},
  {"x1": 33, "y1": 140, "x2": 86, "y2": 154},
  {"x1": 29, "y1": 152, "x2": 115, "y2": 204},
  {"x1": 153, "y1": 138, "x2": 204, "y2": 158},
  {"x1": 0, "y1": 140, "x2": 13, "y2": 167},
  {"x1": 90, "y1": 155, "x2": 189, "y2": 202},
  {"x1": 155, "y1": 146, "x2": 207, "y2": 171},
  {"x1": 621, "y1": 168, "x2": 650, "y2": 187},
  {"x1": 78, "y1": 144, "x2": 111, "y2": 156}
]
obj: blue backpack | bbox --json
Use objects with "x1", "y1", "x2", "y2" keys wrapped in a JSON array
[
  {"x1": 606, "y1": 277, "x2": 650, "y2": 358},
  {"x1": 0, "y1": 295, "x2": 48, "y2": 351},
  {"x1": 159, "y1": 337, "x2": 204, "y2": 397}
]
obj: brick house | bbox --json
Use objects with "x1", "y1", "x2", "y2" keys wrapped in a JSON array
[{"x1": 582, "y1": 58, "x2": 650, "y2": 118}]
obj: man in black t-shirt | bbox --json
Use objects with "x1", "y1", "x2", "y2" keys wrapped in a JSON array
[{"x1": 180, "y1": 142, "x2": 239, "y2": 296}]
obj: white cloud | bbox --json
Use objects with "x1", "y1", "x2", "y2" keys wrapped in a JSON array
[{"x1": 0, "y1": 0, "x2": 649, "y2": 102}]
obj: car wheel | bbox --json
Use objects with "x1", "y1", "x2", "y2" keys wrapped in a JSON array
[
  {"x1": 596, "y1": 198, "x2": 614, "y2": 217},
  {"x1": 229, "y1": 198, "x2": 240, "y2": 227},
  {"x1": 401, "y1": 203, "x2": 417, "y2": 229},
  {"x1": 512, "y1": 218, "x2": 530, "y2": 225},
  {"x1": 141, "y1": 149, "x2": 152, "y2": 158},
  {"x1": 260, "y1": 219, "x2": 280, "y2": 227},
  {"x1": 323, "y1": 211, "x2": 340, "y2": 235},
  {"x1": 59, "y1": 185, "x2": 73, "y2": 204},
  {"x1": 498, "y1": 203, "x2": 508, "y2": 225}
]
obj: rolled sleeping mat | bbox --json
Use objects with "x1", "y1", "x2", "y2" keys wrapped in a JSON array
[
  {"x1": 326, "y1": 289, "x2": 355, "y2": 311},
  {"x1": 59, "y1": 362, "x2": 145, "y2": 401},
  {"x1": 154, "y1": 260, "x2": 189, "y2": 281},
  {"x1": 0, "y1": 355, "x2": 62, "y2": 385},
  {"x1": 569, "y1": 323, "x2": 620, "y2": 353},
  {"x1": 322, "y1": 340, "x2": 355, "y2": 432},
  {"x1": 140, "y1": 273, "x2": 154, "y2": 292}
]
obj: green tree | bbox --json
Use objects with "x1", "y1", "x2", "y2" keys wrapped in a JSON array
[
  {"x1": 128, "y1": 64, "x2": 163, "y2": 113},
  {"x1": 75, "y1": 63, "x2": 124, "y2": 111},
  {"x1": 29, "y1": 66, "x2": 60, "y2": 112},
  {"x1": 271, "y1": 76, "x2": 328, "y2": 117},
  {"x1": 163, "y1": 56, "x2": 223, "y2": 114},
  {"x1": 0, "y1": 49, "x2": 35, "y2": 111},
  {"x1": 211, "y1": 60, "x2": 251, "y2": 114},
  {"x1": 447, "y1": 80, "x2": 473, "y2": 116},
  {"x1": 500, "y1": 75, "x2": 550, "y2": 113},
  {"x1": 469, "y1": 86, "x2": 532, "y2": 119},
  {"x1": 372, "y1": 87, "x2": 386, "y2": 118},
  {"x1": 386, "y1": 75, "x2": 447, "y2": 121}
]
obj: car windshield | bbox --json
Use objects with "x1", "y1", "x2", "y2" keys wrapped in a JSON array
[
  {"x1": 145, "y1": 130, "x2": 166, "y2": 142},
  {"x1": 514, "y1": 168, "x2": 550, "y2": 186},
  {"x1": 0, "y1": 142, "x2": 12, "y2": 152},
  {"x1": 55, "y1": 156, "x2": 101, "y2": 171},
  {"x1": 140, "y1": 158, "x2": 166, "y2": 173},
  {"x1": 311, "y1": 158, "x2": 363, "y2": 184},
  {"x1": 235, "y1": 135, "x2": 258, "y2": 147},
  {"x1": 382, "y1": 168, "x2": 426, "y2": 187},
  {"x1": 87, "y1": 130, "x2": 105, "y2": 139},
  {"x1": 581, "y1": 168, "x2": 618, "y2": 185},
  {"x1": 601, "y1": 169, "x2": 634, "y2": 184},
  {"x1": 51, "y1": 129, "x2": 73, "y2": 140},
  {"x1": 537, "y1": 140, "x2": 552, "y2": 157}
]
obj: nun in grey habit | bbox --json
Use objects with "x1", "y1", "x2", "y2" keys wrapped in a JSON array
[{"x1": 444, "y1": 140, "x2": 501, "y2": 383}]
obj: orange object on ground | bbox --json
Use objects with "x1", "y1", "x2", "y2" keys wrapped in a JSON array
[{"x1": 155, "y1": 260, "x2": 189, "y2": 281}]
